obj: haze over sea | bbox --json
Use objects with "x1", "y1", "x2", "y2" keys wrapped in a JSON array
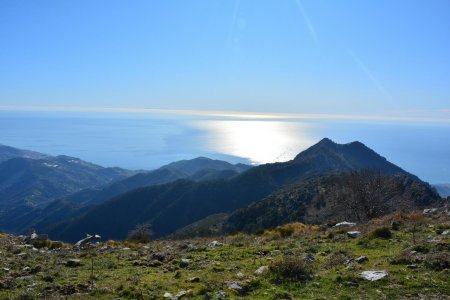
[{"x1": 1, "y1": 109, "x2": 449, "y2": 184}]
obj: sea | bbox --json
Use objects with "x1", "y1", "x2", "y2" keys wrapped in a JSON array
[{"x1": 0, "y1": 110, "x2": 449, "y2": 184}]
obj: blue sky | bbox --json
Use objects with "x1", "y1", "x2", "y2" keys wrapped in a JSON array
[{"x1": 1, "y1": 0, "x2": 449, "y2": 116}]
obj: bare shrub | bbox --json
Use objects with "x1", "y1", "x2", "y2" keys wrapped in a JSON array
[
  {"x1": 270, "y1": 255, "x2": 313, "y2": 281},
  {"x1": 127, "y1": 223, "x2": 152, "y2": 243}
]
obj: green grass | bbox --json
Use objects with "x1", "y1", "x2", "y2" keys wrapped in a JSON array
[{"x1": 0, "y1": 213, "x2": 449, "y2": 299}]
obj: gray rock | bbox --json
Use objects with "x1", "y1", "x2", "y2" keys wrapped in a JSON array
[
  {"x1": 175, "y1": 290, "x2": 192, "y2": 298},
  {"x1": 66, "y1": 259, "x2": 83, "y2": 267},
  {"x1": 407, "y1": 264, "x2": 418, "y2": 269},
  {"x1": 423, "y1": 208, "x2": 438, "y2": 215},
  {"x1": 208, "y1": 241, "x2": 224, "y2": 248},
  {"x1": 217, "y1": 291, "x2": 227, "y2": 298},
  {"x1": 254, "y1": 265, "x2": 269, "y2": 275},
  {"x1": 236, "y1": 272, "x2": 245, "y2": 279},
  {"x1": 74, "y1": 234, "x2": 101, "y2": 248},
  {"x1": 334, "y1": 221, "x2": 356, "y2": 228},
  {"x1": 188, "y1": 276, "x2": 200, "y2": 283},
  {"x1": 360, "y1": 270, "x2": 388, "y2": 281},
  {"x1": 225, "y1": 281, "x2": 243, "y2": 292},
  {"x1": 304, "y1": 253, "x2": 315, "y2": 262},
  {"x1": 355, "y1": 256, "x2": 368, "y2": 263},
  {"x1": 180, "y1": 258, "x2": 190, "y2": 268},
  {"x1": 347, "y1": 231, "x2": 361, "y2": 238}
]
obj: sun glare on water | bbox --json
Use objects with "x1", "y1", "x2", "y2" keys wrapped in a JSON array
[{"x1": 193, "y1": 120, "x2": 315, "y2": 164}]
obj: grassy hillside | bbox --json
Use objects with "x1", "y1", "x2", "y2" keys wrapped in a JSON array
[{"x1": 1, "y1": 209, "x2": 448, "y2": 299}]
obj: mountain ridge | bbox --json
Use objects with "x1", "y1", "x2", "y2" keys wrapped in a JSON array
[{"x1": 46, "y1": 138, "x2": 424, "y2": 242}]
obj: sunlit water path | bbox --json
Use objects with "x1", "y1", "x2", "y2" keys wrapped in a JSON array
[{"x1": 0, "y1": 110, "x2": 449, "y2": 183}]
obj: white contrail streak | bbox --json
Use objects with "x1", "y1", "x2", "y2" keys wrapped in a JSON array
[
  {"x1": 227, "y1": 0, "x2": 241, "y2": 46},
  {"x1": 294, "y1": 0, "x2": 318, "y2": 42},
  {"x1": 349, "y1": 51, "x2": 392, "y2": 100}
]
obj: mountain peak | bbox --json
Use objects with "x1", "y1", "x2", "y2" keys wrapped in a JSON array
[{"x1": 313, "y1": 138, "x2": 337, "y2": 148}]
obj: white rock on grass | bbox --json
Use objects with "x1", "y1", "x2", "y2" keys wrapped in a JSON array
[
  {"x1": 208, "y1": 241, "x2": 224, "y2": 248},
  {"x1": 163, "y1": 292, "x2": 173, "y2": 298},
  {"x1": 334, "y1": 221, "x2": 356, "y2": 228},
  {"x1": 360, "y1": 270, "x2": 388, "y2": 281},
  {"x1": 347, "y1": 231, "x2": 361, "y2": 238},
  {"x1": 254, "y1": 265, "x2": 269, "y2": 275},
  {"x1": 226, "y1": 281, "x2": 243, "y2": 292},
  {"x1": 423, "y1": 208, "x2": 438, "y2": 215}
]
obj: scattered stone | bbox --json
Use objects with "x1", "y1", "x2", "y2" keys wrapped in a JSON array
[
  {"x1": 347, "y1": 231, "x2": 361, "y2": 238},
  {"x1": 188, "y1": 276, "x2": 200, "y2": 283},
  {"x1": 225, "y1": 281, "x2": 243, "y2": 293},
  {"x1": 360, "y1": 270, "x2": 388, "y2": 281},
  {"x1": 122, "y1": 247, "x2": 130, "y2": 251},
  {"x1": 304, "y1": 253, "x2": 315, "y2": 262},
  {"x1": 356, "y1": 256, "x2": 368, "y2": 264},
  {"x1": 256, "y1": 249, "x2": 270, "y2": 256},
  {"x1": 74, "y1": 234, "x2": 101, "y2": 248},
  {"x1": 407, "y1": 264, "x2": 418, "y2": 269},
  {"x1": 208, "y1": 241, "x2": 224, "y2": 248},
  {"x1": 66, "y1": 259, "x2": 83, "y2": 267},
  {"x1": 423, "y1": 208, "x2": 438, "y2": 215},
  {"x1": 427, "y1": 237, "x2": 442, "y2": 243},
  {"x1": 180, "y1": 258, "x2": 190, "y2": 268},
  {"x1": 217, "y1": 291, "x2": 227, "y2": 298},
  {"x1": 148, "y1": 260, "x2": 163, "y2": 267},
  {"x1": 163, "y1": 292, "x2": 173, "y2": 298},
  {"x1": 254, "y1": 265, "x2": 269, "y2": 275},
  {"x1": 175, "y1": 290, "x2": 192, "y2": 298},
  {"x1": 236, "y1": 272, "x2": 245, "y2": 279},
  {"x1": 345, "y1": 258, "x2": 354, "y2": 264},
  {"x1": 334, "y1": 221, "x2": 356, "y2": 228}
]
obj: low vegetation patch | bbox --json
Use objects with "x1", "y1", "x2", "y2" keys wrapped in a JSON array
[
  {"x1": 0, "y1": 210, "x2": 448, "y2": 299},
  {"x1": 369, "y1": 226, "x2": 392, "y2": 239},
  {"x1": 270, "y1": 255, "x2": 313, "y2": 282}
]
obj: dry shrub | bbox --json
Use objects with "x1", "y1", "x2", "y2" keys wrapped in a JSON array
[
  {"x1": 424, "y1": 252, "x2": 450, "y2": 271},
  {"x1": 324, "y1": 251, "x2": 349, "y2": 269},
  {"x1": 262, "y1": 223, "x2": 320, "y2": 240},
  {"x1": 270, "y1": 255, "x2": 313, "y2": 281},
  {"x1": 227, "y1": 232, "x2": 253, "y2": 247},
  {"x1": 127, "y1": 223, "x2": 152, "y2": 243},
  {"x1": 106, "y1": 240, "x2": 121, "y2": 247},
  {"x1": 369, "y1": 227, "x2": 392, "y2": 239}
]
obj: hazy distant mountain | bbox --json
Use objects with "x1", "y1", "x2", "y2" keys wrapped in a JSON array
[
  {"x1": 433, "y1": 183, "x2": 450, "y2": 198},
  {"x1": 225, "y1": 171, "x2": 441, "y2": 233},
  {"x1": 0, "y1": 145, "x2": 138, "y2": 232},
  {"x1": 160, "y1": 157, "x2": 251, "y2": 175},
  {"x1": 0, "y1": 144, "x2": 50, "y2": 163},
  {"x1": 48, "y1": 138, "x2": 416, "y2": 241},
  {"x1": 4, "y1": 156, "x2": 251, "y2": 234},
  {"x1": 61, "y1": 157, "x2": 251, "y2": 206},
  {"x1": 0, "y1": 155, "x2": 133, "y2": 210}
]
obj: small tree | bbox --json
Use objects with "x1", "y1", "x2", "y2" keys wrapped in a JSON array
[
  {"x1": 406, "y1": 212, "x2": 425, "y2": 244},
  {"x1": 127, "y1": 223, "x2": 153, "y2": 243}
]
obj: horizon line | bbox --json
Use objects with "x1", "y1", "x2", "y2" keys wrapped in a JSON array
[{"x1": 0, "y1": 105, "x2": 449, "y2": 124}]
